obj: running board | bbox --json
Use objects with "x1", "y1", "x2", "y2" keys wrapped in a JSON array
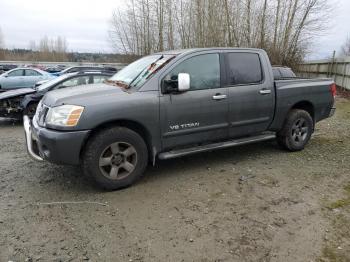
[{"x1": 158, "y1": 133, "x2": 276, "y2": 160}]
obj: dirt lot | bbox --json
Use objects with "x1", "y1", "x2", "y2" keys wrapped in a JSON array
[{"x1": 0, "y1": 97, "x2": 349, "y2": 262}]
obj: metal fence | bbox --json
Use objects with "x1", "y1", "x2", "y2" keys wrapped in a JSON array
[
  {"x1": 0, "y1": 60, "x2": 128, "y2": 70},
  {"x1": 298, "y1": 56, "x2": 350, "y2": 90}
]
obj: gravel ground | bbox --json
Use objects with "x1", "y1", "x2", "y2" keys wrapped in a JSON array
[{"x1": 0, "y1": 97, "x2": 349, "y2": 262}]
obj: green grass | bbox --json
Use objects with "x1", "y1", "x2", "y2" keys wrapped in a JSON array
[
  {"x1": 325, "y1": 184, "x2": 350, "y2": 210},
  {"x1": 326, "y1": 199, "x2": 350, "y2": 210},
  {"x1": 319, "y1": 214, "x2": 350, "y2": 262},
  {"x1": 319, "y1": 184, "x2": 350, "y2": 261}
]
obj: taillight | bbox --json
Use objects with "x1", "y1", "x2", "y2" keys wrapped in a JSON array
[{"x1": 330, "y1": 83, "x2": 336, "y2": 97}]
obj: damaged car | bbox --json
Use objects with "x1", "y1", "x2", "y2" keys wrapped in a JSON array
[{"x1": 0, "y1": 71, "x2": 113, "y2": 119}]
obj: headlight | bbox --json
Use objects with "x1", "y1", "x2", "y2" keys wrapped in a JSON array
[{"x1": 46, "y1": 105, "x2": 84, "y2": 127}]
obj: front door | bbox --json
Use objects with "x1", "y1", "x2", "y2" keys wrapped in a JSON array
[
  {"x1": 3, "y1": 69, "x2": 25, "y2": 89},
  {"x1": 159, "y1": 53, "x2": 229, "y2": 150}
]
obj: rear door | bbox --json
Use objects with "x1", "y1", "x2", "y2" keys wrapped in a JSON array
[
  {"x1": 24, "y1": 69, "x2": 44, "y2": 88},
  {"x1": 225, "y1": 52, "x2": 275, "y2": 138},
  {"x1": 159, "y1": 52, "x2": 229, "y2": 150}
]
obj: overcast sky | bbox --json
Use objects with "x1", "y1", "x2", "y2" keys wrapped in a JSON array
[{"x1": 0, "y1": 0, "x2": 349, "y2": 60}]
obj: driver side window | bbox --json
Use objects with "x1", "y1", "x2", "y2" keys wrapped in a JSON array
[
  {"x1": 8, "y1": 69, "x2": 23, "y2": 77},
  {"x1": 164, "y1": 54, "x2": 220, "y2": 91}
]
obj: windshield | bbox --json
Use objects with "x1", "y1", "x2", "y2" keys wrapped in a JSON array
[
  {"x1": 108, "y1": 54, "x2": 175, "y2": 89},
  {"x1": 60, "y1": 67, "x2": 74, "y2": 74},
  {"x1": 36, "y1": 73, "x2": 75, "y2": 91}
]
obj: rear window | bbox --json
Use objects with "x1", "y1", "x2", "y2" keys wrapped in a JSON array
[
  {"x1": 272, "y1": 68, "x2": 281, "y2": 79},
  {"x1": 226, "y1": 53, "x2": 263, "y2": 85},
  {"x1": 280, "y1": 68, "x2": 296, "y2": 78}
]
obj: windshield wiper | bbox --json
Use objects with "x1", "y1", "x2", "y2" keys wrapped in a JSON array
[
  {"x1": 104, "y1": 79, "x2": 129, "y2": 89},
  {"x1": 127, "y1": 55, "x2": 164, "y2": 88}
]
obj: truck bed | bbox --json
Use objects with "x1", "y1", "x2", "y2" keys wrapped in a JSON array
[
  {"x1": 269, "y1": 77, "x2": 334, "y2": 131},
  {"x1": 274, "y1": 77, "x2": 332, "y2": 88}
]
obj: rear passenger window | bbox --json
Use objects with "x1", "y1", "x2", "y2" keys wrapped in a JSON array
[
  {"x1": 226, "y1": 53, "x2": 263, "y2": 85},
  {"x1": 56, "y1": 76, "x2": 90, "y2": 89},
  {"x1": 93, "y1": 75, "x2": 109, "y2": 83},
  {"x1": 25, "y1": 69, "x2": 42, "y2": 76}
]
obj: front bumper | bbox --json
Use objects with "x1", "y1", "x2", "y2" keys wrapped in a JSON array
[{"x1": 23, "y1": 115, "x2": 90, "y2": 165}]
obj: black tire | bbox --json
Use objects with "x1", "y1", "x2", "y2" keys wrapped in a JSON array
[
  {"x1": 277, "y1": 109, "x2": 313, "y2": 151},
  {"x1": 82, "y1": 127, "x2": 148, "y2": 190},
  {"x1": 23, "y1": 102, "x2": 38, "y2": 118}
]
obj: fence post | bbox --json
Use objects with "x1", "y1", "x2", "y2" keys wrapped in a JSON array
[
  {"x1": 329, "y1": 50, "x2": 336, "y2": 79},
  {"x1": 341, "y1": 61, "x2": 347, "y2": 90}
]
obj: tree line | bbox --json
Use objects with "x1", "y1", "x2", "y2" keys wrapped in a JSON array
[
  {"x1": 0, "y1": 33, "x2": 69, "y2": 62},
  {"x1": 109, "y1": 0, "x2": 331, "y2": 67},
  {"x1": 0, "y1": 27, "x2": 5, "y2": 60},
  {"x1": 28, "y1": 36, "x2": 69, "y2": 61}
]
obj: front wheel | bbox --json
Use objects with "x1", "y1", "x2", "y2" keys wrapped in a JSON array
[
  {"x1": 82, "y1": 127, "x2": 148, "y2": 190},
  {"x1": 277, "y1": 109, "x2": 313, "y2": 151}
]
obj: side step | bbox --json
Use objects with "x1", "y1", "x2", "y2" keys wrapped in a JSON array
[{"x1": 158, "y1": 133, "x2": 276, "y2": 160}]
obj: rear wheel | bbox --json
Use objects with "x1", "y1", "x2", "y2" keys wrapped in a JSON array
[
  {"x1": 82, "y1": 127, "x2": 148, "y2": 190},
  {"x1": 277, "y1": 109, "x2": 313, "y2": 151}
]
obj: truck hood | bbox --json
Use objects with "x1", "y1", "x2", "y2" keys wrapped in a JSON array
[
  {"x1": 43, "y1": 83, "x2": 129, "y2": 107},
  {"x1": 0, "y1": 88, "x2": 36, "y2": 100}
]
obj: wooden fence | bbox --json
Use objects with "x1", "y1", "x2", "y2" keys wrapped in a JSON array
[{"x1": 298, "y1": 56, "x2": 350, "y2": 90}]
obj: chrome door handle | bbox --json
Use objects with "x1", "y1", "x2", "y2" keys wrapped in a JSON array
[
  {"x1": 259, "y1": 89, "x2": 271, "y2": 95},
  {"x1": 212, "y1": 94, "x2": 227, "y2": 100}
]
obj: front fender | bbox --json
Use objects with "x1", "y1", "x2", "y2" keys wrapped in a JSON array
[{"x1": 21, "y1": 95, "x2": 41, "y2": 109}]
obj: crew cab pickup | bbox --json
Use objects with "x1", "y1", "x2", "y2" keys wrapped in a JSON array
[{"x1": 24, "y1": 48, "x2": 336, "y2": 190}]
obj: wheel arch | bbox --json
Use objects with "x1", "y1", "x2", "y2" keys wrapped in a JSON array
[
  {"x1": 290, "y1": 100, "x2": 315, "y2": 121},
  {"x1": 80, "y1": 119, "x2": 154, "y2": 163},
  {"x1": 21, "y1": 96, "x2": 38, "y2": 109}
]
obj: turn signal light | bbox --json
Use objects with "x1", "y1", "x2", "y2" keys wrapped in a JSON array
[{"x1": 66, "y1": 108, "x2": 84, "y2": 126}]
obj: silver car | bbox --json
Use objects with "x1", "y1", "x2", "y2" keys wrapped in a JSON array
[{"x1": 0, "y1": 68, "x2": 55, "y2": 91}]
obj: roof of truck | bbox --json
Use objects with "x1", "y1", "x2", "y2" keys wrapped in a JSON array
[{"x1": 155, "y1": 47, "x2": 264, "y2": 56}]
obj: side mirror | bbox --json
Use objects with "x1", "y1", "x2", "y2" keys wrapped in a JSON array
[{"x1": 178, "y1": 73, "x2": 190, "y2": 92}]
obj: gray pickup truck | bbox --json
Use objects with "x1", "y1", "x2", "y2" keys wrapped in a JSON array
[{"x1": 24, "y1": 48, "x2": 336, "y2": 190}]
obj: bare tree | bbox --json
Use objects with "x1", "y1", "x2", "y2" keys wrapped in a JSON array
[
  {"x1": 29, "y1": 40, "x2": 36, "y2": 51},
  {"x1": 0, "y1": 26, "x2": 5, "y2": 60},
  {"x1": 0, "y1": 27, "x2": 4, "y2": 49},
  {"x1": 341, "y1": 36, "x2": 350, "y2": 57},
  {"x1": 109, "y1": 0, "x2": 331, "y2": 67},
  {"x1": 29, "y1": 35, "x2": 69, "y2": 61}
]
